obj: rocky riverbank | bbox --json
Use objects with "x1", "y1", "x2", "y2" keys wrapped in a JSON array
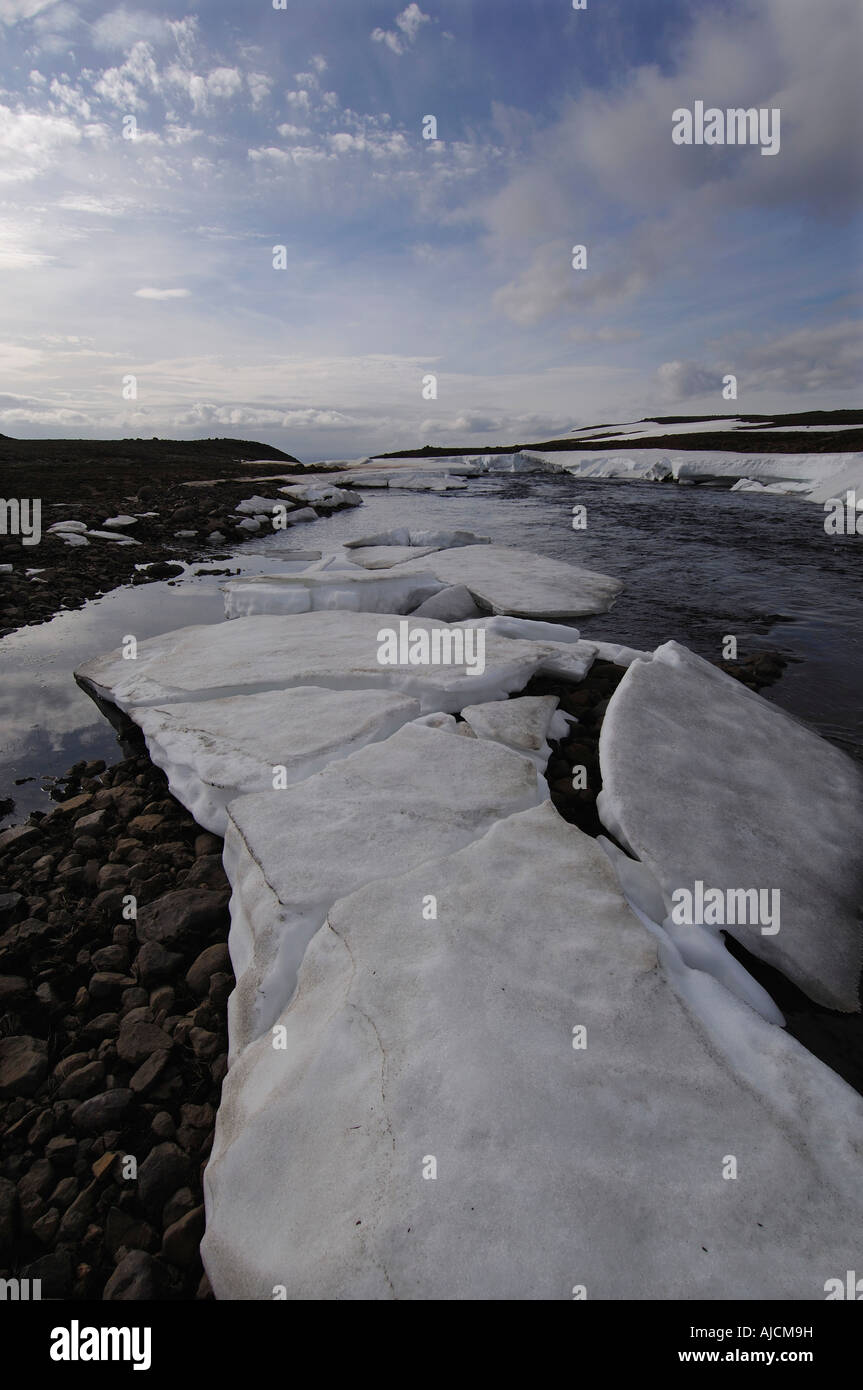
[
  {"x1": 0, "y1": 746, "x2": 232, "y2": 1300},
  {"x1": 0, "y1": 448, "x2": 351, "y2": 638}
]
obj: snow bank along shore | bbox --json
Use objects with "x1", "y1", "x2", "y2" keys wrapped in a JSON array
[{"x1": 71, "y1": 503, "x2": 863, "y2": 1301}]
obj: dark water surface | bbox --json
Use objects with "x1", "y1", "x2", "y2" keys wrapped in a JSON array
[{"x1": 1, "y1": 472, "x2": 861, "y2": 828}]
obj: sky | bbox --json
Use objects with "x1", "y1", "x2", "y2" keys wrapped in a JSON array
[{"x1": 0, "y1": 0, "x2": 860, "y2": 462}]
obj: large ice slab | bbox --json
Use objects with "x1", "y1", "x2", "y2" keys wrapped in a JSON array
[
  {"x1": 131, "y1": 687, "x2": 420, "y2": 836},
  {"x1": 223, "y1": 723, "x2": 543, "y2": 1054},
  {"x1": 221, "y1": 569, "x2": 444, "y2": 619},
  {"x1": 203, "y1": 801, "x2": 863, "y2": 1299},
  {"x1": 75, "y1": 611, "x2": 598, "y2": 715},
  {"x1": 597, "y1": 641, "x2": 863, "y2": 1011},
  {"x1": 398, "y1": 545, "x2": 623, "y2": 618}
]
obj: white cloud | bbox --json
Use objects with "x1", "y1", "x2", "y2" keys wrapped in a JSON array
[
  {"x1": 0, "y1": 0, "x2": 58, "y2": 24},
  {"x1": 91, "y1": 6, "x2": 171, "y2": 49},
  {"x1": 372, "y1": 3, "x2": 431, "y2": 56},
  {"x1": 0, "y1": 104, "x2": 80, "y2": 183},
  {"x1": 134, "y1": 287, "x2": 190, "y2": 299}
]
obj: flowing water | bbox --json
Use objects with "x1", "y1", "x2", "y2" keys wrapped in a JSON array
[{"x1": 2, "y1": 472, "x2": 861, "y2": 828}]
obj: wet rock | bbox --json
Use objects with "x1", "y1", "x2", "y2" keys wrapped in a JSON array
[
  {"x1": 0, "y1": 974, "x2": 29, "y2": 1006},
  {"x1": 0, "y1": 824, "x2": 42, "y2": 853}
]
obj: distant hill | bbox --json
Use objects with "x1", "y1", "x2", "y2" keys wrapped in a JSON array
[
  {"x1": 377, "y1": 410, "x2": 863, "y2": 459},
  {"x1": 0, "y1": 435, "x2": 303, "y2": 503}
]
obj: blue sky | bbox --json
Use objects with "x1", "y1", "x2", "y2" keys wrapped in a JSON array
[{"x1": 0, "y1": 0, "x2": 860, "y2": 460}]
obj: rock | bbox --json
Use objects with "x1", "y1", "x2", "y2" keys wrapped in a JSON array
[
  {"x1": 21, "y1": 1248, "x2": 72, "y2": 1298},
  {"x1": 129, "y1": 1049, "x2": 170, "y2": 1095},
  {"x1": 0, "y1": 824, "x2": 42, "y2": 853},
  {"x1": 73, "y1": 810, "x2": 109, "y2": 836},
  {"x1": 190, "y1": 1028, "x2": 221, "y2": 1060},
  {"x1": 135, "y1": 940, "x2": 183, "y2": 986},
  {"x1": 128, "y1": 814, "x2": 165, "y2": 837},
  {"x1": 90, "y1": 945, "x2": 129, "y2": 973},
  {"x1": 0, "y1": 1175, "x2": 17, "y2": 1253},
  {"x1": 0, "y1": 975, "x2": 29, "y2": 1006},
  {"x1": 96, "y1": 864, "x2": 128, "y2": 892},
  {"x1": 137, "y1": 1143, "x2": 193, "y2": 1219},
  {"x1": 185, "y1": 943, "x2": 230, "y2": 997},
  {"x1": 31, "y1": 1207, "x2": 60, "y2": 1245},
  {"x1": 81, "y1": 1012, "x2": 120, "y2": 1041},
  {"x1": 105, "y1": 1207, "x2": 157, "y2": 1257},
  {"x1": 0, "y1": 891, "x2": 23, "y2": 922},
  {"x1": 0, "y1": 1035, "x2": 49, "y2": 1097},
  {"x1": 57, "y1": 1060, "x2": 105, "y2": 1100},
  {"x1": 71, "y1": 1089, "x2": 133, "y2": 1134},
  {"x1": 135, "y1": 888, "x2": 229, "y2": 947},
  {"x1": 103, "y1": 1249, "x2": 158, "y2": 1300},
  {"x1": 161, "y1": 1205, "x2": 205, "y2": 1268},
  {"x1": 89, "y1": 972, "x2": 132, "y2": 1001},
  {"x1": 45, "y1": 1135, "x2": 77, "y2": 1167},
  {"x1": 117, "y1": 1015, "x2": 173, "y2": 1066},
  {"x1": 195, "y1": 833, "x2": 222, "y2": 858}
]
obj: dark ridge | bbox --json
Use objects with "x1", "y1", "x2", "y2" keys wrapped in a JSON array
[{"x1": 375, "y1": 408, "x2": 863, "y2": 459}]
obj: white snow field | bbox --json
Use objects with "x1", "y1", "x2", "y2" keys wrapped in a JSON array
[
  {"x1": 597, "y1": 642, "x2": 863, "y2": 1012},
  {"x1": 325, "y1": 436, "x2": 863, "y2": 507},
  {"x1": 75, "y1": 572, "x2": 863, "y2": 1300},
  {"x1": 202, "y1": 800, "x2": 863, "y2": 1300}
]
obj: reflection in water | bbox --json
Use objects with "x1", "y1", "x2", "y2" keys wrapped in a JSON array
[{"x1": 2, "y1": 476, "x2": 861, "y2": 826}]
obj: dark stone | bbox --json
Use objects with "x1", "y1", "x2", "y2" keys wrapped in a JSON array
[
  {"x1": 137, "y1": 1142, "x2": 193, "y2": 1219},
  {"x1": 136, "y1": 887, "x2": 229, "y2": 947},
  {"x1": 0, "y1": 1035, "x2": 49, "y2": 1097},
  {"x1": 117, "y1": 1016, "x2": 173, "y2": 1066},
  {"x1": 136, "y1": 939, "x2": 183, "y2": 986},
  {"x1": 186, "y1": 943, "x2": 230, "y2": 996},
  {"x1": 57, "y1": 1060, "x2": 105, "y2": 1100},
  {"x1": 129, "y1": 1049, "x2": 171, "y2": 1095},
  {"x1": 71, "y1": 1089, "x2": 133, "y2": 1134},
  {"x1": 21, "y1": 1248, "x2": 72, "y2": 1298},
  {"x1": 103, "y1": 1249, "x2": 158, "y2": 1300},
  {"x1": 0, "y1": 1175, "x2": 17, "y2": 1254},
  {"x1": 161, "y1": 1205, "x2": 205, "y2": 1268}
]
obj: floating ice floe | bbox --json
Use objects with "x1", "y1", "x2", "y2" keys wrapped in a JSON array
[
  {"x1": 398, "y1": 544, "x2": 623, "y2": 618},
  {"x1": 48, "y1": 521, "x2": 88, "y2": 534},
  {"x1": 131, "y1": 686, "x2": 421, "y2": 837},
  {"x1": 102, "y1": 515, "x2": 138, "y2": 528},
  {"x1": 279, "y1": 483, "x2": 362, "y2": 509},
  {"x1": 202, "y1": 799, "x2": 863, "y2": 1300},
  {"x1": 222, "y1": 570, "x2": 444, "y2": 619},
  {"x1": 597, "y1": 641, "x2": 863, "y2": 1011}
]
